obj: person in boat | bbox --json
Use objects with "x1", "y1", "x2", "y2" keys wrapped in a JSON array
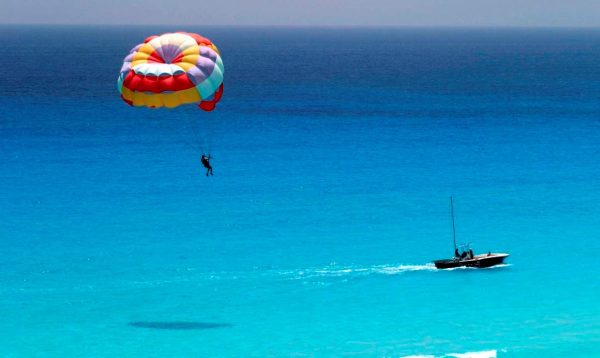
[
  {"x1": 468, "y1": 249, "x2": 474, "y2": 259},
  {"x1": 455, "y1": 248, "x2": 460, "y2": 258},
  {"x1": 201, "y1": 154, "x2": 213, "y2": 176}
]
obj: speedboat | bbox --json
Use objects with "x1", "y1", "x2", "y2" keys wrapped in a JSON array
[
  {"x1": 434, "y1": 252, "x2": 509, "y2": 269},
  {"x1": 433, "y1": 197, "x2": 509, "y2": 270}
]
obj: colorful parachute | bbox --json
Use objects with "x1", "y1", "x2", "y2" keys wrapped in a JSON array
[{"x1": 117, "y1": 32, "x2": 224, "y2": 111}]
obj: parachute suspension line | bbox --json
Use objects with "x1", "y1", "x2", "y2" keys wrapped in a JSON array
[
  {"x1": 195, "y1": 111, "x2": 213, "y2": 155},
  {"x1": 182, "y1": 109, "x2": 214, "y2": 156},
  {"x1": 180, "y1": 111, "x2": 202, "y2": 154},
  {"x1": 195, "y1": 84, "x2": 222, "y2": 155},
  {"x1": 198, "y1": 126, "x2": 213, "y2": 155}
]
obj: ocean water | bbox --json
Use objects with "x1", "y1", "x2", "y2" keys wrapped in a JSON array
[{"x1": 1, "y1": 26, "x2": 599, "y2": 357}]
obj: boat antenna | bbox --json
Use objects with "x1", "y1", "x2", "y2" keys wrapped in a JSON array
[{"x1": 450, "y1": 196, "x2": 457, "y2": 253}]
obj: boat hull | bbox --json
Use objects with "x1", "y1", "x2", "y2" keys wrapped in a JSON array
[{"x1": 433, "y1": 253, "x2": 509, "y2": 269}]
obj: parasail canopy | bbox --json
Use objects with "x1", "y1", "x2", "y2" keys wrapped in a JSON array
[{"x1": 117, "y1": 32, "x2": 224, "y2": 111}]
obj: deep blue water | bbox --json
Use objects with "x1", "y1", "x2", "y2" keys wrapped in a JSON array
[{"x1": 1, "y1": 26, "x2": 599, "y2": 357}]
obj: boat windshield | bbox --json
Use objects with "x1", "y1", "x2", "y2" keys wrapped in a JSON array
[{"x1": 457, "y1": 243, "x2": 472, "y2": 252}]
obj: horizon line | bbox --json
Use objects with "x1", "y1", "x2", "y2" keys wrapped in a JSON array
[{"x1": 1, "y1": 23, "x2": 600, "y2": 30}]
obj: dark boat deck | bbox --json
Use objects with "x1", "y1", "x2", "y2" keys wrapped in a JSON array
[{"x1": 434, "y1": 253, "x2": 509, "y2": 269}]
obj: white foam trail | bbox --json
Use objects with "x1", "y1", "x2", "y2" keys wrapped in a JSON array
[
  {"x1": 374, "y1": 264, "x2": 438, "y2": 274},
  {"x1": 281, "y1": 263, "x2": 437, "y2": 281},
  {"x1": 401, "y1": 349, "x2": 497, "y2": 358},
  {"x1": 283, "y1": 262, "x2": 512, "y2": 279},
  {"x1": 445, "y1": 349, "x2": 497, "y2": 358}
]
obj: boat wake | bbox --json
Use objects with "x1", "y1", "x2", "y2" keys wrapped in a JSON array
[
  {"x1": 445, "y1": 349, "x2": 498, "y2": 358},
  {"x1": 278, "y1": 263, "x2": 438, "y2": 281},
  {"x1": 270, "y1": 262, "x2": 512, "y2": 284},
  {"x1": 88, "y1": 263, "x2": 513, "y2": 291},
  {"x1": 402, "y1": 349, "x2": 499, "y2": 358}
]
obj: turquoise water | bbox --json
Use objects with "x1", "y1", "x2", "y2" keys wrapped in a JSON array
[{"x1": 1, "y1": 26, "x2": 599, "y2": 357}]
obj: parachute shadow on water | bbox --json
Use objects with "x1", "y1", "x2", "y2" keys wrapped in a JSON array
[{"x1": 128, "y1": 321, "x2": 233, "y2": 330}]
